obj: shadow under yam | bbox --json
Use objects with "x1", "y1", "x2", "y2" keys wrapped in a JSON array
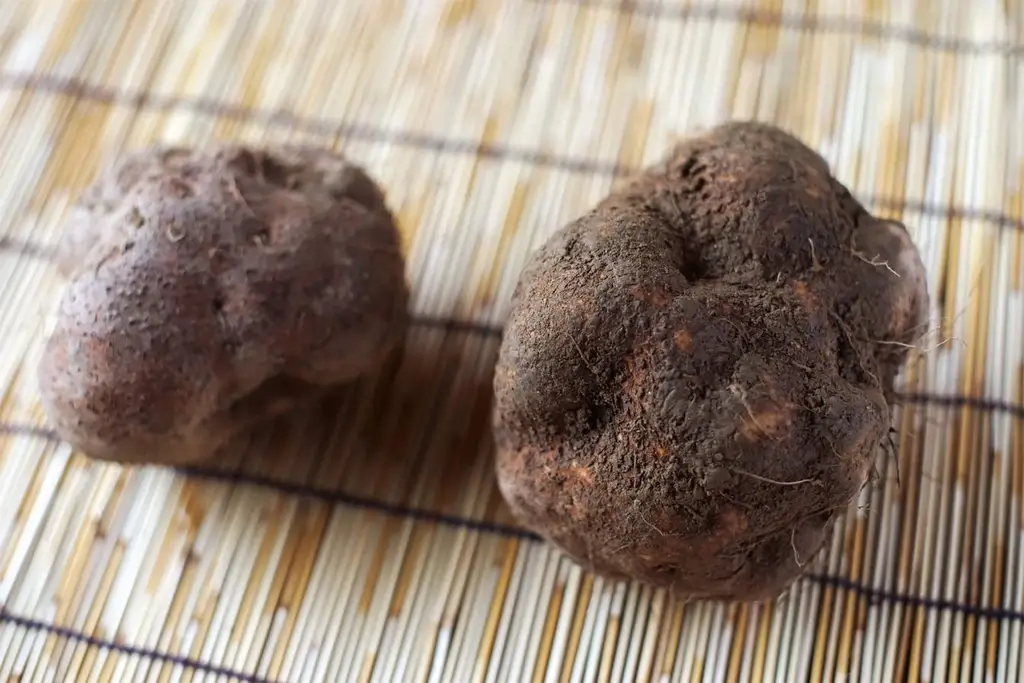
[{"x1": 183, "y1": 323, "x2": 506, "y2": 530}]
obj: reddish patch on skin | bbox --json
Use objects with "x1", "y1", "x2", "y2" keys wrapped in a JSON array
[
  {"x1": 738, "y1": 402, "x2": 793, "y2": 441},
  {"x1": 674, "y1": 329, "x2": 694, "y2": 350},
  {"x1": 631, "y1": 284, "x2": 670, "y2": 308},
  {"x1": 563, "y1": 462, "x2": 594, "y2": 486},
  {"x1": 621, "y1": 356, "x2": 645, "y2": 396},
  {"x1": 559, "y1": 462, "x2": 593, "y2": 521},
  {"x1": 696, "y1": 504, "x2": 749, "y2": 555},
  {"x1": 718, "y1": 505, "x2": 748, "y2": 535},
  {"x1": 537, "y1": 448, "x2": 561, "y2": 477},
  {"x1": 564, "y1": 502, "x2": 585, "y2": 521},
  {"x1": 792, "y1": 280, "x2": 817, "y2": 309}
]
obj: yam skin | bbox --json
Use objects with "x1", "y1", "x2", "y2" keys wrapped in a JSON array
[
  {"x1": 492, "y1": 121, "x2": 928, "y2": 602},
  {"x1": 38, "y1": 145, "x2": 408, "y2": 465}
]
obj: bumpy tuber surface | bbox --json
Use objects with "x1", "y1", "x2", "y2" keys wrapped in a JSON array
[
  {"x1": 38, "y1": 145, "x2": 408, "y2": 465},
  {"x1": 492, "y1": 121, "x2": 928, "y2": 602}
]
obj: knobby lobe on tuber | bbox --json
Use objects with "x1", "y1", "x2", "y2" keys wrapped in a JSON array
[
  {"x1": 38, "y1": 145, "x2": 408, "y2": 465},
  {"x1": 492, "y1": 121, "x2": 928, "y2": 602}
]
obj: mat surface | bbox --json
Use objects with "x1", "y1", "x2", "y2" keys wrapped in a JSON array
[{"x1": 0, "y1": 0, "x2": 1022, "y2": 681}]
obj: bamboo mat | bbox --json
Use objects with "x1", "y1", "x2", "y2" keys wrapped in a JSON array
[{"x1": 0, "y1": 0, "x2": 1021, "y2": 681}]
